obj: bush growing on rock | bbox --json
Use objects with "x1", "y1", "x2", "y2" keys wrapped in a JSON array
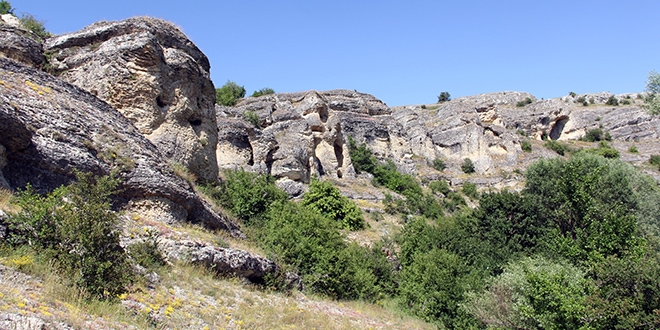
[
  {"x1": 461, "y1": 158, "x2": 475, "y2": 174},
  {"x1": 645, "y1": 70, "x2": 660, "y2": 115},
  {"x1": 251, "y1": 87, "x2": 275, "y2": 97},
  {"x1": 606, "y1": 95, "x2": 619, "y2": 106},
  {"x1": 516, "y1": 97, "x2": 533, "y2": 107},
  {"x1": 520, "y1": 139, "x2": 532, "y2": 152},
  {"x1": 437, "y1": 91, "x2": 451, "y2": 103},
  {"x1": 216, "y1": 80, "x2": 246, "y2": 106},
  {"x1": 432, "y1": 158, "x2": 445, "y2": 171},
  {"x1": 19, "y1": 14, "x2": 50, "y2": 41}
]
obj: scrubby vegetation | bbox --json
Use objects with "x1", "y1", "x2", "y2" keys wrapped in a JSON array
[
  {"x1": 437, "y1": 91, "x2": 451, "y2": 103},
  {"x1": 3, "y1": 172, "x2": 133, "y2": 300},
  {"x1": 251, "y1": 87, "x2": 275, "y2": 97},
  {"x1": 646, "y1": 70, "x2": 660, "y2": 115},
  {"x1": 215, "y1": 80, "x2": 246, "y2": 106},
  {"x1": 516, "y1": 97, "x2": 533, "y2": 107},
  {"x1": 461, "y1": 158, "x2": 475, "y2": 174}
]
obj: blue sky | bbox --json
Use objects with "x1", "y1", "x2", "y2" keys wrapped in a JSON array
[{"x1": 9, "y1": 0, "x2": 660, "y2": 106}]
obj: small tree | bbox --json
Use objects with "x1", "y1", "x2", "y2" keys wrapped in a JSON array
[
  {"x1": 437, "y1": 91, "x2": 451, "y2": 103},
  {"x1": 251, "y1": 87, "x2": 275, "y2": 97},
  {"x1": 216, "y1": 80, "x2": 246, "y2": 106},
  {"x1": 20, "y1": 14, "x2": 51, "y2": 41},
  {"x1": 0, "y1": 0, "x2": 13, "y2": 14},
  {"x1": 432, "y1": 158, "x2": 446, "y2": 171},
  {"x1": 301, "y1": 179, "x2": 365, "y2": 230},
  {"x1": 461, "y1": 158, "x2": 475, "y2": 174},
  {"x1": 645, "y1": 70, "x2": 660, "y2": 115},
  {"x1": 605, "y1": 95, "x2": 619, "y2": 106}
]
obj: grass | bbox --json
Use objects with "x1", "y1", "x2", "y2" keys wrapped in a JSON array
[{"x1": 0, "y1": 244, "x2": 432, "y2": 329}]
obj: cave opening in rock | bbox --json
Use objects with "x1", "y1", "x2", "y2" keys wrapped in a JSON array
[{"x1": 549, "y1": 116, "x2": 569, "y2": 140}]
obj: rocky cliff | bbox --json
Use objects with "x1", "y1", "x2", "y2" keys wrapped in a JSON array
[
  {"x1": 218, "y1": 89, "x2": 660, "y2": 193},
  {"x1": 44, "y1": 17, "x2": 219, "y2": 182}
]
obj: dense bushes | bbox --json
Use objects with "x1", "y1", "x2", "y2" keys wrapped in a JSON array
[
  {"x1": 4, "y1": 172, "x2": 132, "y2": 299},
  {"x1": 395, "y1": 153, "x2": 660, "y2": 328},
  {"x1": 204, "y1": 170, "x2": 389, "y2": 301}
]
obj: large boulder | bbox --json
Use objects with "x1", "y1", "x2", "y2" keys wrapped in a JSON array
[
  {"x1": 0, "y1": 57, "x2": 241, "y2": 237},
  {"x1": 44, "y1": 17, "x2": 218, "y2": 182}
]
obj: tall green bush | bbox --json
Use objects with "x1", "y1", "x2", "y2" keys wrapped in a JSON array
[
  {"x1": 301, "y1": 179, "x2": 365, "y2": 230},
  {"x1": 216, "y1": 80, "x2": 246, "y2": 106},
  {"x1": 4, "y1": 172, "x2": 131, "y2": 299}
]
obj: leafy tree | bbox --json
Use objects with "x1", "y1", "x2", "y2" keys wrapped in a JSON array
[
  {"x1": 215, "y1": 80, "x2": 246, "y2": 106},
  {"x1": 399, "y1": 248, "x2": 473, "y2": 327},
  {"x1": 437, "y1": 91, "x2": 451, "y2": 103},
  {"x1": 461, "y1": 158, "x2": 475, "y2": 174},
  {"x1": 301, "y1": 179, "x2": 365, "y2": 230},
  {"x1": 645, "y1": 70, "x2": 660, "y2": 115},
  {"x1": 523, "y1": 154, "x2": 645, "y2": 264},
  {"x1": 462, "y1": 182, "x2": 478, "y2": 200},
  {"x1": 251, "y1": 87, "x2": 275, "y2": 97},
  {"x1": 0, "y1": 0, "x2": 13, "y2": 14}
]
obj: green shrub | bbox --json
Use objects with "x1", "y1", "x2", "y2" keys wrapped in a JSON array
[
  {"x1": 650, "y1": 155, "x2": 660, "y2": 169},
  {"x1": 301, "y1": 180, "x2": 365, "y2": 230},
  {"x1": 606, "y1": 95, "x2": 619, "y2": 106},
  {"x1": 437, "y1": 91, "x2": 451, "y2": 103},
  {"x1": 464, "y1": 256, "x2": 592, "y2": 329},
  {"x1": 569, "y1": 92, "x2": 577, "y2": 97},
  {"x1": 128, "y1": 229, "x2": 166, "y2": 270},
  {"x1": 251, "y1": 87, "x2": 275, "y2": 98},
  {"x1": 20, "y1": 14, "x2": 50, "y2": 41},
  {"x1": 200, "y1": 170, "x2": 287, "y2": 226},
  {"x1": 429, "y1": 180, "x2": 451, "y2": 195},
  {"x1": 462, "y1": 182, "x2": 478, "y2": 200},
  {"x1": 575, "y1": 96, "x2": 586, "y2": 105},
  {"x1": 520, "y1": 139, "x2": 532, "y2": 152},
  {"x1": 515, "y1": 97, "x2": 533, "y2": 107},
  {"x1": 0, "y1": 0, "x2": 13, "y2": 14},
  {"x1": 347, "y1": 136, "x2": 377, "y2": 174},
  {"x1": 461, "y1": 158, "x2": 475, "y2": 174},
  {"x1": 4, "y1": 172, "x2": 131, "y2": 299},
  {"x1": 582, "y1": 128, "x2": 612, "y2": 142},
  {"x1": 628, "y1": 145, "x2": 639, "y2": 153},
  {"x1": 544, "y1": 139, "x2": 567, "y2": 155},
  {"x1": 586, "y1": 141, "x2": 619, "y2": 159},
  {"x1": 432, "y1": 158, "x2": 446, "y2": 171},
  {"x1": 243, "y1": 110, "x2": 260, "y2": 127},
  {"x1": 215, "y1": 80, "x2": 246, "y2": 106}
]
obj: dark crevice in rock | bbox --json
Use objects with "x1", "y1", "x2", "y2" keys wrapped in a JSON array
[{"x1": 549, "y1": 116, "x2": 569, "y2": 140}]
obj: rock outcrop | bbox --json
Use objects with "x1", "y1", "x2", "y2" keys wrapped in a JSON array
[
  {"x1": 217, "y1": 89, "x2": 660, "y2": 191},
  {"x1": 44, "y1": 17, "x2": 219, "y2": 182},
  {"x1": 0, "y1": 57, "x2": 241, "y2": 237},
  {"x1": 0, "y1": 24, "x2": 44, "y2": 68},
  {"x1": 216, "y1": 90, "x2": 399, "y2": 189}
]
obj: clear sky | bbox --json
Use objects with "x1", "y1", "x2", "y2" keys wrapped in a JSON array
[{"x1": 9, "y1": 0, "x2": 660, "y2": 106}]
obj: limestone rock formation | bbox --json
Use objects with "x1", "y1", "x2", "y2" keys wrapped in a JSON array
[
  {"x1": 44, "y1": 17, "x2": 218, "y2": 182},
  {"x1": 0, "y1": 57, "x2": 241, "y2": 237},
  {"x1": 0, "y1": 24, "x2": 44, "y2": 68}
]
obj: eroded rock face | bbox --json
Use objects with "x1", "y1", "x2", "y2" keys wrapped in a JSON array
[
  {"x1": 0, "y1": 57, "x2": 241, "y2": 237},
  {"x1": 0, "y1": 24, "x2": 44, "y2": 68},
  {"x1": 216, "y1": 90, "x2": 388, "y2": 183},
  {"x1": 44, "y1": 17, "x2": 218, "y2": 182}
]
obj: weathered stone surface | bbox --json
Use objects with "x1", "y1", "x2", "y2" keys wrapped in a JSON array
[
  {"x1": 0, "y1": 57, "x2": 241, "y2": 236},
  {"x1": 0, "y1": 25, "x2": 44, "y2": 68},
  {"x1": 44, "y1": 17, "x2": 218, "y2": 182}
]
